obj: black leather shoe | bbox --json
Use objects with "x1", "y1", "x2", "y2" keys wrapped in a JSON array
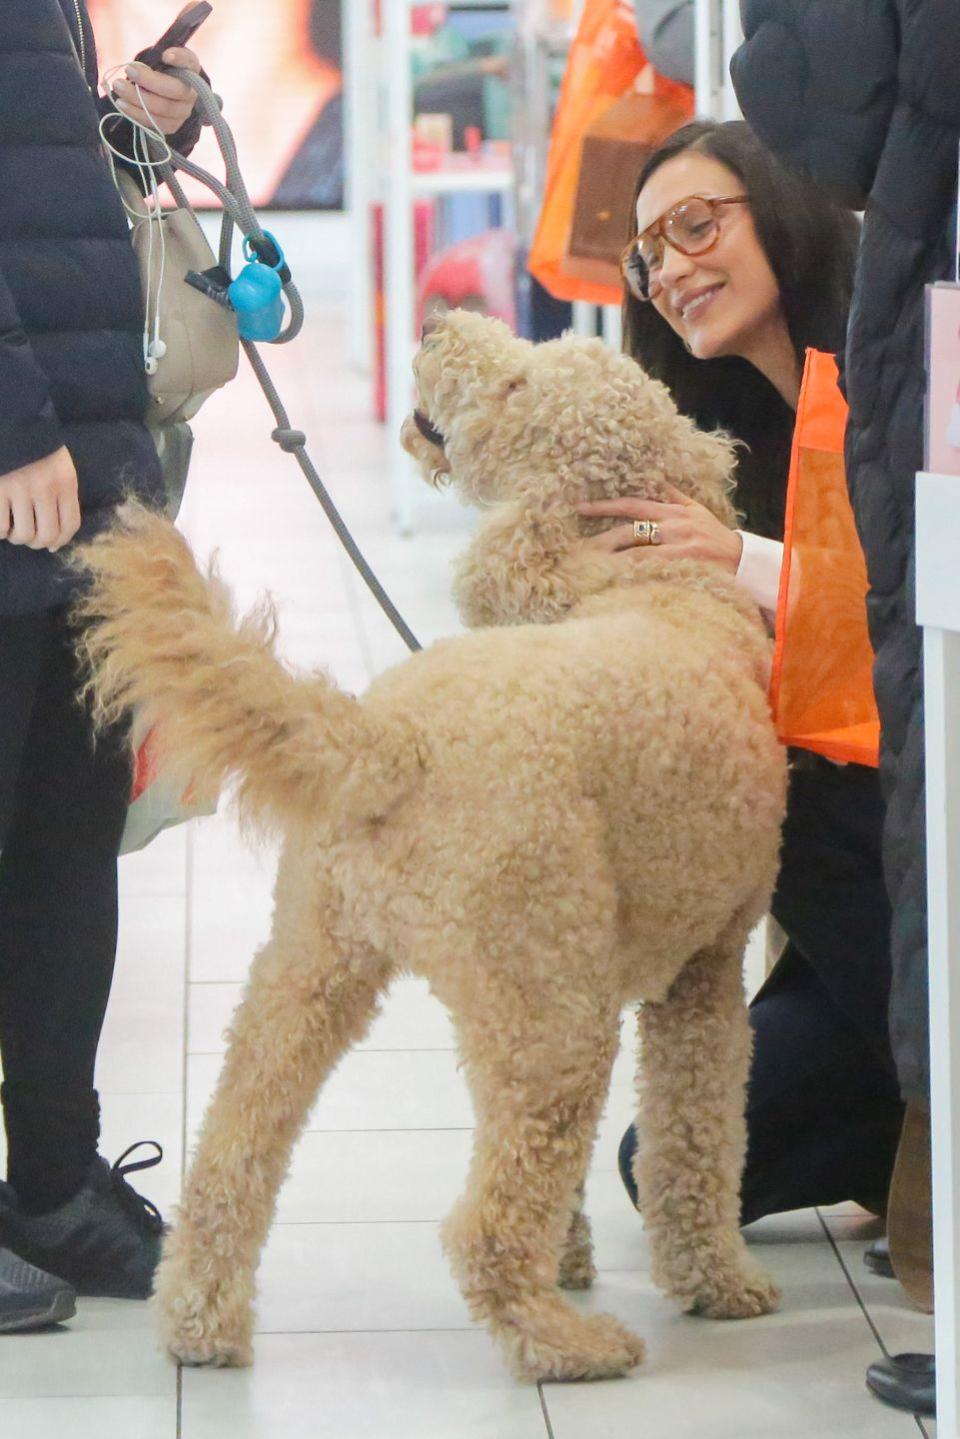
[
  {"x1": 0, "y1": 1247, "x2": 76, "y2": 1332},
  {"x1": 0, "y1": 1142, "x2": 165, "y2": 1299},
  {"x1": 866, "y1": 1353, "x2": 936, "y2": 1417},
  {"x1": 864, "y1": 1236, "x2": 895, "y2": 1279}
]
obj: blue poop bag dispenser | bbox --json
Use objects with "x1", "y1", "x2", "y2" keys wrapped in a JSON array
[{"x1": 228, "y1": 232, "x2": 288, "y2": 341}]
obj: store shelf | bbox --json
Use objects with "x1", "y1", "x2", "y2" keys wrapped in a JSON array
[{"x1": 411, "y1": 164, "x2": 514, "y2": 195}]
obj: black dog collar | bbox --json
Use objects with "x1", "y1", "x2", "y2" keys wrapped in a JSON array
[{"x1": 413, "y1": 409, "x2": 445, "y2": 448}]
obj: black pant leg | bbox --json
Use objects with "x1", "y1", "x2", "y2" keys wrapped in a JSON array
[
  {"x1": 770, "y1": 757, "x2": 896, "y2": 1071},
  {"x1": 616, "y1": 945, "x2": 903, "y2": 1225},
  {"x1": 0, "y1": 614, "x2": 48, "y2": 845},
  {"x1": 740, "y1": 762, "x2": 902, "y2": 1219},
  {"x1": 0, "y1": 609, "x2": 131, "y2": 1211},
  {"x1": 741, "y1": 944, "x2": 903, "y2": 1224}
]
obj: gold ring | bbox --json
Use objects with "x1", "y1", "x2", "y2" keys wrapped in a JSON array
[{"x1": 633, "y1": 519, "x2": 662, "y2": 546}]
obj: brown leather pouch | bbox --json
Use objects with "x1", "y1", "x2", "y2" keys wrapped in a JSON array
[{"x1": 562, "y1": 91, "x2": 692, "y2": 290}]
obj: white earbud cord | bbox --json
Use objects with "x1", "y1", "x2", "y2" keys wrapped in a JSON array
[{"x1": 99, "y1": 70, "x2": 173, "y2": 374}]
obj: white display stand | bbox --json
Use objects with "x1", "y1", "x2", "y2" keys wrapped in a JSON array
[{"x1": 915, "y1": 469, "x2": 960, "y2": 1437}]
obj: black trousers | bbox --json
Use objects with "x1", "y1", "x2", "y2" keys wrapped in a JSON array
[
  {"x1": 741, "y1": 755, "x2": 903, "y2": 1221},
  {"x1": 0, "y1": 609, "x2": 130, "y2": 1211},
  {"x1": 620, "y1": 754, "x2": 904, "y2": 1223}
]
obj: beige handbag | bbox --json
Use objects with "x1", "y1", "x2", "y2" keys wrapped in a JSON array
[
  {"x1": 115, "y1": 168, "x2": 239, "y2": 429},
  {"x1": 65, "y1": 24, "x2": 238, "y2": 435}
]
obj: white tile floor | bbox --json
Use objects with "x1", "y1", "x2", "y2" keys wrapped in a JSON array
[{"x1": 0, "y1": 230, "x2": 936, "y2": 1436}]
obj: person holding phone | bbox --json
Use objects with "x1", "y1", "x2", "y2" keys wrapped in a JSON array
[
  {"x1": 583, "y1": 120, "x2": 905, "y2": 1234},
  {"x1": 0, "y1": 1, "x2": 208, "y2": 1331}
]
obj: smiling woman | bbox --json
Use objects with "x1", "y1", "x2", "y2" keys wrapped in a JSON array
[
  {"x1": 614, "y1": 122, "x2": 858, "y2": 543},
  {"x1": 604, "y1": 120, "x2": 907, "y2": 1236}
]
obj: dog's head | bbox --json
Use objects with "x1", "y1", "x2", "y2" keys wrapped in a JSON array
[
  {"x1": 402, "y1": 310, "x2": 528, "y2": 505},
  {"x1": 401, "y1": 309, "x2": 738, "y2": 524}
]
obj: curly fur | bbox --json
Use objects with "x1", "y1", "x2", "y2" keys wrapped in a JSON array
[{"x1": 75, "y1": 310, "x2": 786, "y2": 1383}]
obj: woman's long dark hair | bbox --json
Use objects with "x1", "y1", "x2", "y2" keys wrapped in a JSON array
[{"x1": 623, "y1": 121, "x2": 860, "y2": 539}]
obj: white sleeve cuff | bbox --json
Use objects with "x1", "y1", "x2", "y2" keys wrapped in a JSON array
[{"x1": 735, "y1": 531, "x2": 784, "y2": 617}]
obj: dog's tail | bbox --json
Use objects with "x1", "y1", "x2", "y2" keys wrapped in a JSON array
[{"x1": 74, "y1": 504, "x2": 426, "y2": 831}]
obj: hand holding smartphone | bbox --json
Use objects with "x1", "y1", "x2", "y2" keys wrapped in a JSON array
[
  {"x1": 114, "y1": 3, "x2": 211, "y2": 136},
  {"x1": 135, "y1": 2, "x2": 212, "y2": 73}
]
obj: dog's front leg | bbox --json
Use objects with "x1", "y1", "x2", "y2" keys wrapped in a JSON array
[
  {"x1": 155, "y1": 908, "x2": 393, "y2": 1368},
  {"x1": 633, "y1": 922, "x2": 780, "y2": 1320}
]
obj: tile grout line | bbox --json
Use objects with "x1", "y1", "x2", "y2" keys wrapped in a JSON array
[
  {"x1": 175, "y1": 822, "x2": 195, "y2": 1438},
  {"x1": 188, "y1": 1047, "x2": 458, "y2": 1057},
  {"x1": 815, "y1": 1208, "x2": 891, "y2": 1357},
  {"x1": 811, "y1": 1216, "x2": 933, "y2": 1435},
  {"x1": 537, "y1": 1382, "x2": 558, "y2": 1439},
  {"x1": 253, "y1": 1326, "x2": 477, "y2": 1337}
]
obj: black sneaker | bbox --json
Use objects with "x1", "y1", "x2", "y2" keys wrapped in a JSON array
[
  {"x1": 0, "y1": 1142, "x2": 165, "y2": 1299},
  {"x1": 0, "y1": 1247, "x2": 77, "y2": 1332}
]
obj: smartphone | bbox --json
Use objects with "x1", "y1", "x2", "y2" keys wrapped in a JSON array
[{"x1": 135, "y1": 2, "x2": 212, "y2": 70}]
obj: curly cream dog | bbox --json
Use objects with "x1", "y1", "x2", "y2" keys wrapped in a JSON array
[{"x1": 76, "y1": 310, "x2": 786, "y2": 1382}]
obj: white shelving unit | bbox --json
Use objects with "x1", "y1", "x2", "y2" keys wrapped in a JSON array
[{"x1": 378, "y1": 0, "x2": 517, "y2": 533}]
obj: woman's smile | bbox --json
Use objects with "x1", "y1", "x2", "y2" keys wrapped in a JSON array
[{"x1": 675, "y1": 281, "x2": 726, "y2": 325}]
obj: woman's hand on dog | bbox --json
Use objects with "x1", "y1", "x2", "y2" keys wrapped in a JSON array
[{"x1": 576, "y1": 485, "x2": 743, "y2": 574}]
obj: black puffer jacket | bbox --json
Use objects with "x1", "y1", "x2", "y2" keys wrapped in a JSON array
[
  {"x1": 732, "y1": 0, "x2": 960, "y2": 1103},
  {"x1": 0, "y1": 1, "x2": 201, "y2": 616}
]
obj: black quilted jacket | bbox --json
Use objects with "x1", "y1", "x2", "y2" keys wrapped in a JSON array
[
  {"x1": 733, "y1": 0, "x2": 960, "y2": 1102},
  {"x1": 0, "y1": 1, "x2": 201, "y2": 615}
]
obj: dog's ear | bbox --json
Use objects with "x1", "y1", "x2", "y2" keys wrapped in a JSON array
[{"x1": 668, "y1": 425, "x2": 740, "y2": 527}]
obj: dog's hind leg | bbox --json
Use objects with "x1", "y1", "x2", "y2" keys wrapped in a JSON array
[
  {"x1": 442, "y1": 980, "x2": 643, "y2": 1382},
  {"x1": 634, "y1": 917, "x2": 780, "y2": 1320},
  {"x1": 557, "y1": 1182, "x2": 595, "y2": 1291},
  {"x1": 155, "y1": 874, "x2": 392, "y2": 1368}
]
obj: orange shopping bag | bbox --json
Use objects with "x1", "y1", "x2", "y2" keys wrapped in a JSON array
[
  {"x1": 528, "y1": 0, "x2": 692, "y2": 306},
  {"x1": 770, "y1": 350, "x2": 880, "y2": 767}
]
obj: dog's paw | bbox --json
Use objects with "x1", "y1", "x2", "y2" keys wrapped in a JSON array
[
  {"x1": 502, "y1": 1300, "x2": 646, "y2": 1382},
  {"x1": 165, "y1": 1332, "x2": 253, "y2": 1368},
  {"x1": 689, "y1": 1266, "x2": 780, "y2": 1320},
  {"x1": 154, "y1": 1250, "x2": 255, "y2": 1369}
]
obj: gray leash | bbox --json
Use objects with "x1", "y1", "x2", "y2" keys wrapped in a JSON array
[{"x1": 156, "y1": 68, "x2": 423, "y2": 655}]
